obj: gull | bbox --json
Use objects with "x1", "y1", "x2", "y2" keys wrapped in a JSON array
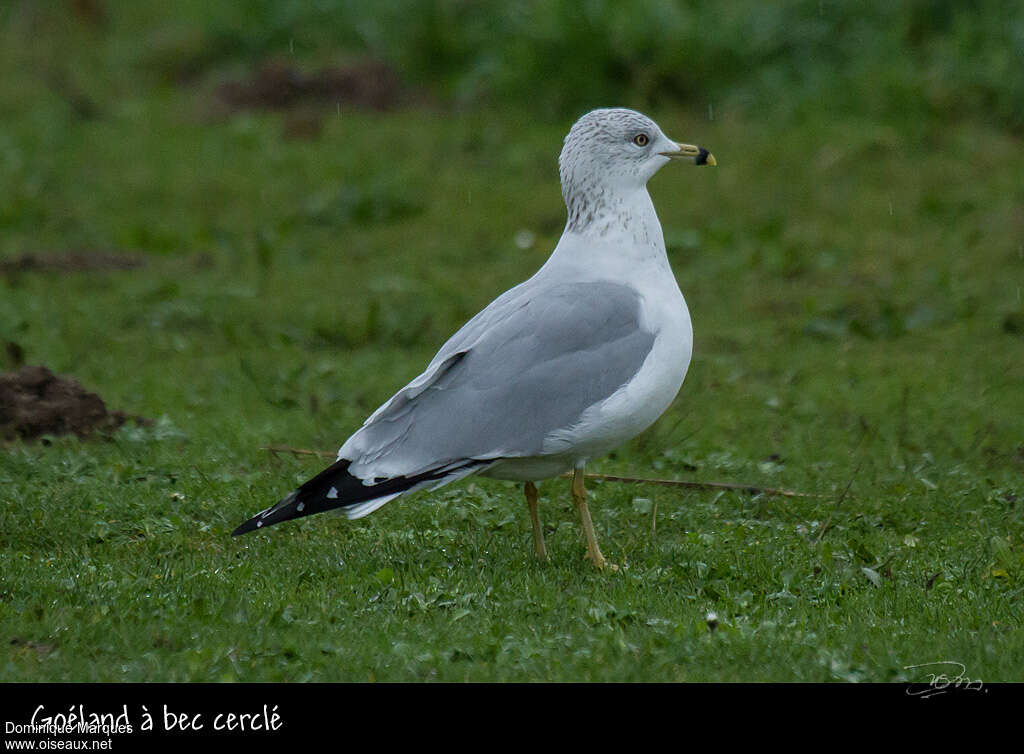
[{"x1": 233, "y1": 108, "x2": 715, "y2": 569}]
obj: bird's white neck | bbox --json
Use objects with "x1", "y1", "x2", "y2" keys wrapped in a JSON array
[{"x1": 551, "y1": 186, "x2": 670, "y2": 273}]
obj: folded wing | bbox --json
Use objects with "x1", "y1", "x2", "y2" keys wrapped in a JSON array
[{"x1": 233, "y1": 279, "x2": 656, "y2": 534}]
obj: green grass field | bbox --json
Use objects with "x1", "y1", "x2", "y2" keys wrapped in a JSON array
[{"x1": 1, "y1": 2, "x2": 1022, "y2": 682}]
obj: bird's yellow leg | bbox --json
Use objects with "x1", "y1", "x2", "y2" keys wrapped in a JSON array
[
  {"x1": 571, "y1": 467, "x2": 617, "y2": 571},
  {"x1": 524, "y1": 481, "x2": 548, "y2": 562}
]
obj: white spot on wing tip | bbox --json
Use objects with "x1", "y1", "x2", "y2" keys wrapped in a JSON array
[
  {"x1": 296, "y1": 502, "x2": 305, "y2": 512},
  {"x1": 327, "y1": 486, "x2": 338, "y2": 499}
]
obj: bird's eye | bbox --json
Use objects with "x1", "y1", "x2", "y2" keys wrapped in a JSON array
[{"x1": 633, "y1": 133, "x2": 649, "y2": 147}]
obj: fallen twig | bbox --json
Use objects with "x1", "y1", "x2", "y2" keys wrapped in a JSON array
[
  {"x1": 262, "y1": 445, "x2": 334, "y2": 458},
  {"x1": 261, "y1": 445, "x2": 818, "y2": 498},
  {"x1": 566, "y1": 472, "x2": 818, "y2": 498}
]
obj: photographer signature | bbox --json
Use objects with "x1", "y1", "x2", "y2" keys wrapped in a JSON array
[{"x1": 904, "y1": 661, "x2": 985, "y2": 698}]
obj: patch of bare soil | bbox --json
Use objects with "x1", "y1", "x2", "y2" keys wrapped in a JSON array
[
  {"x1": 0, "y1": 366, "x2": 148, "y2": 441},
  {"x1": 213, "y1": 58, "x2": 407, "y2": 114},
  {"x1": 9, "y1": 637, "x2": 56, "y2": 660},
  {"x1": 0, "y1": 251, "x2": 146, "y2": 276}
]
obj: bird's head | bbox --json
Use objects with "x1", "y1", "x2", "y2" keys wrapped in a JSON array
[{"x1": 559, "y1": 108, "x2": 715, "y2": 200}]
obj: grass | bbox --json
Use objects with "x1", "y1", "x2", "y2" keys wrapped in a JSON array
[{"x1": 1, "y1": 3, "x2": 1023, "y2": 683}]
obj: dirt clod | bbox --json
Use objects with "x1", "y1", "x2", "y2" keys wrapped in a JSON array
[
  {"x1": 214, "y1": 59, "x2": 406, "y2": 114},
  {"x1": 0, "y1": 365, "x2": 147, "y2": 441},
  {"x1": 0, "y1": 251, "x2": 146, "y2": 276}
]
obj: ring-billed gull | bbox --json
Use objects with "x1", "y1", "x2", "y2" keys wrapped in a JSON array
[{"x1": 233, "y1": 108, "x2": 715, "y2": 569}]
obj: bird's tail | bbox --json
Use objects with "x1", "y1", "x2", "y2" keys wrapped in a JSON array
[{"x1": 231, "y1": 458, "x2": 486, "y2": 536}]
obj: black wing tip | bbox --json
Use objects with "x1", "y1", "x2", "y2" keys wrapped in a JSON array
[
  {"x1": 230, "y1": 458, "x2": 487, "y2": 537},
  {"x1": 231, "y1": 492, "x2": 298, "y2": 536},
  {"x1": 231, "y1": 516, "x2": 263, "y2": 537},
  {"x1": 230, "y1": 458, "x2": 358, "y2": 537}
]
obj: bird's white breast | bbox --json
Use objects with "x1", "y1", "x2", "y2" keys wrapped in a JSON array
[
  {"x1": 487, "y1": 199, "x2": 693, "y2": 480},
  {"x1": 476, "y1": 185, "x2": 694, "y2": 482},
  {"x1": 539, "y1": 253, "x2": 692, "y2": 460}
]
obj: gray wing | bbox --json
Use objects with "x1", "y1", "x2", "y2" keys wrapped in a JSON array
[{"x1": 339, "y1": 280, "x2": 656, "y2": 478}]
